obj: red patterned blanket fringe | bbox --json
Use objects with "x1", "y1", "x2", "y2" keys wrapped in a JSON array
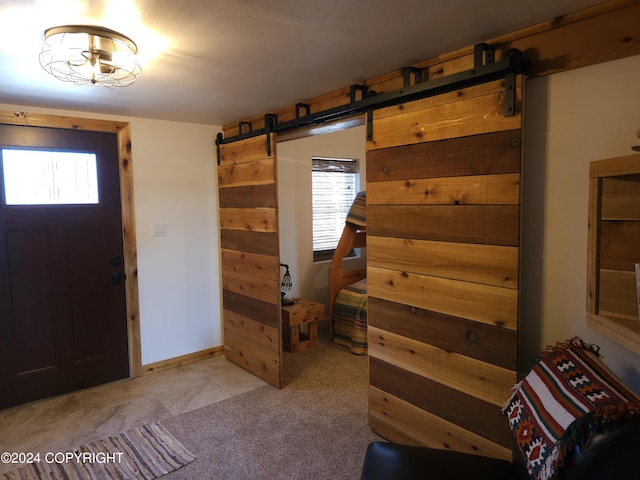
[
  {"x1": 537, "y1": 336, "x2": 601, "y2": 359},
  {"x1": 538, "y1": 337, "x2": 639, "y2": 475}
]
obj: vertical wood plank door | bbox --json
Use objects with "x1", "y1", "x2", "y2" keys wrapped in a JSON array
[
  {"x1": 366, "y1": 76, "x2": 524, "y2": 459},
  {"x1": 218, "y1": 134, "x2": 282, "y2": 388}
]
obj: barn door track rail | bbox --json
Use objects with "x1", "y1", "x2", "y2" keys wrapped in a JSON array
[{"x1": 216, "y1": 43, "x2": 525, "y2": 163}]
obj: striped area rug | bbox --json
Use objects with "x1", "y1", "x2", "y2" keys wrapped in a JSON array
[{"x1": 2, "y1": 422, "x2": 196, "y2": 480}]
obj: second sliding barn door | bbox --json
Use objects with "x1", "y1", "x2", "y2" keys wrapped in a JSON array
[
  {"x1": 218, "y1": 134, "x2": 283, "y2": 388},
  {"x1": 366, "y1": 76, "x2": 524, "y2": 459}
]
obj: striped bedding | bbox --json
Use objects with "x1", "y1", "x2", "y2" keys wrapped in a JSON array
[
  {"x1": 333, "y1": 278, "x2": 367, "y2": 355},
  {"x1": 346, "y1": 191, "x2": 366, "y2": 227}
]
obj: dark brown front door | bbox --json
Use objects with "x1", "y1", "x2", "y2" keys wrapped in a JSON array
[{"x1": 0, "y1": 124, "x2": 129, "y2": 409}]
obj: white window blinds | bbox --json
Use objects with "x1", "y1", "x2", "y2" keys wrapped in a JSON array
[
  {"x1": 311, "y1": 157, "x2": 358, "y2": 261},
  {"x1": 2, "y1": 149, "x2": 99, "y2": 205}
]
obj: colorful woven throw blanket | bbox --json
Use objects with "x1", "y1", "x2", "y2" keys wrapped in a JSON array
[{"x1": 502, "y1": 337, "x2": 640, "y2": 480}]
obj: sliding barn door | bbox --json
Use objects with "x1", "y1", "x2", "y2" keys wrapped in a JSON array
[
  {"x1": 366, "y1": 76, "x2": 524, "y2": 459},
  {"x1": 218, "y1": 134, "x2": 282, "y2": 388}
]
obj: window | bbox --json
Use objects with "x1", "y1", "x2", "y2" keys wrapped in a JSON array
[
  {"x1": 1, "y1": 149, "x2": 99, "y2": 205},
  {"x1": 312, "y1": 157, "x2": 358, "y2": 262}
]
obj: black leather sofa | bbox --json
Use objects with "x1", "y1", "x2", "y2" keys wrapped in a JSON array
[
  {"x1": 361, "y1": 442, "x2": 519, "y2": 480},
  {"x1": 361, "y1": 416, "x2": 640, "y2": 479}
]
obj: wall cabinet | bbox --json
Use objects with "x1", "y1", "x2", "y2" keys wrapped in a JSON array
[{"x1": 587, "y1": 153, "x2": 640, "y2": 354}]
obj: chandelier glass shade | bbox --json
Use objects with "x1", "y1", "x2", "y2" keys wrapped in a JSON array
[{"x1": 39, "y1": 25, "x2": 142, "y2": 87}]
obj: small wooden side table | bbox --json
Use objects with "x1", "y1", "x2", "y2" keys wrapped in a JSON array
[{"x1": 281, "y1": 299, "x2": 325, "y2": 353}]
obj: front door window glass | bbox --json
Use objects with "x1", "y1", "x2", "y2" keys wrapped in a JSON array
[{"x1": 2, "y1": 149, "x2": 99, "y2": 205}]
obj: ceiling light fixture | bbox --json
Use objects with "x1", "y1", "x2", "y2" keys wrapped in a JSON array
[{"x1": 39, "y1": 25, "x2": 142, "y2": 88}]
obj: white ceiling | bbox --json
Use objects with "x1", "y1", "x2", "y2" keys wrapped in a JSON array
[{"x1": 0, "y1": 0, "x2": 603, "y2": 126}]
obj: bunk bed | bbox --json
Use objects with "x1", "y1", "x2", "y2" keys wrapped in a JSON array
[{"x1": 329, "y1": 191, "x2": 367, "y2": 354}]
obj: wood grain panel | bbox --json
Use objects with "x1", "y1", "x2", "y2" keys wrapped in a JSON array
[
  {"x1": 367, "y1": 266, "x2": 518, "y2": 329},
  {"x1": 0, "y1": 110, "x2": 128, "y2": 133},
  {"x1": 219, "y1": 207, "x2": 278, "y2": 232},
  {"x1": 367, "y1": 236, "x2": 518, "y2": 289},
  {"x1": 422, "y1": 54, "x2": 474, "y2": 85},
  {"x1": 222, "y1": 270, "x2": 280, "y2": 305},
  {"x1": 221, "y1": 249, "x2": 280, "y2": 281},
  {"x1": 368, "y1": 386, "x2": 512, "y2": 460},
  {"x1": 368, "y1": 297, "x2": 517, "y2": 370},
  {"x1": 219, "y1": 135, "x2": 271, "y2": 166},
  {"x1": 220, "y1": 230, "x2": 279, "y2": 257},
  {"x1": 590, "y1": 153, "x2": 640, "y2": 178},
  {"x1": 218, "y1": 158, "x2": 275, "y2": 188},
  {"x1": 368, "y1": 326, "x2": 516, "y2": 406},
  {"x1": 504, "y1": 2, "x2": 640, "y2": 77},
  {"x1": 364, "y1": 75, "x2": 522, "y2": 455},
  {"x1": 367, "y1": 173, "x2": 520, "y2": 206},
  {"x1": 218, "y1": 184, "x2": 278, "y2": 208},
  {"x1": 599, "y1": 269, "x2": 639, "y2": 320},
  {"x1": 370, "y1": 357, "x2": 512, "y2": 447},
  {"x1": 223, "y1": 3, "x2": 640, "y2": 137},
  {"x1": 367, "y1": 130, "x2": 521, "y2": 183},
  {"x1": 601, "y1": 175, "x2": 640, "y2": 220},
  {"x1": 224, "y1": 330, "x2": 279, "y2": 386},
  {"x1": 219, "y1": 134, "x2": 283, "y2": 398},
  {"x1": 222, "y1": 289, "x2": 280, "y2": 330},
  {"x1": 368, "y1": 90, "x2": 522, "y2": 150},
  {"x1": 117, "y1": 123, "x2": 142, "y2": 378},
  {"x1": 367, "y1": 205, "x2": 520, "y2": 246},
  {"x1": 600, "y1": 221, "x2": 640, "y2": 270},
  {"x1": 143, "y1": 346, "x2": 224, "y2": 375},
  {"x1": 587, "y1": 154, "x2": 640, "y2": 352},
  {"x1": 587, "y1": 313, "x2": 640, "y2": 356},
  {"x1": 587, "y1": 177, "x2": 600, "y2": 314},
  {"x1": 223, "y1": 310, "x2": 279, "y2": 354},
  {"x1": 371, "y1": 79, "x2": 507, "y2": 121}
]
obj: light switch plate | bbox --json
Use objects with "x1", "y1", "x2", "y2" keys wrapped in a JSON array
[{"x1": 153, "y1": 222, "x2": 167, "y2": 237}]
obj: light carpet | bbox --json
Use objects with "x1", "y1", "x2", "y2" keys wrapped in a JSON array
[
  {"x1": 2, "y1": 422, "x2": 195, "y2": 480},
  {"x1": 161, "y1": 337, "x2": 384, "y2": 479}
]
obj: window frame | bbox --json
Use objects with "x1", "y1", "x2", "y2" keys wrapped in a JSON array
[
  {"x1": 1, "y1": 148, "x2": 100, "y2": 206},
  {"x1": 311, "y1": 156, "x2": 359, "y2": 262}
]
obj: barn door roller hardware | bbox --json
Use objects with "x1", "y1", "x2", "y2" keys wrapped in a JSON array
[
  {"x1": 216, "y1": 43, "x2": 524, "y2": 163},
  {"x1": 402, "y1": 67, "x2": 424, "y2": 87}
]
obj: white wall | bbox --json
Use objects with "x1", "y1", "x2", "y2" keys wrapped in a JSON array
[
  {"x1": 521, "y1": 54, "x2": 640, "y2": 392},
  {"x1": 130, "y1": 119, "x2": 221, "y2": 364},
  {"x1": 0, "y1": 103, "x2": 222, "y2": 365},
  {"x1": 276, "y1": 125, "x2": 366, "y2": 308}
]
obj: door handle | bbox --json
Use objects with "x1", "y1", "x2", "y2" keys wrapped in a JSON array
[{"x1": 107, "y1": 271, "x2": 126, "y2": 286}]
